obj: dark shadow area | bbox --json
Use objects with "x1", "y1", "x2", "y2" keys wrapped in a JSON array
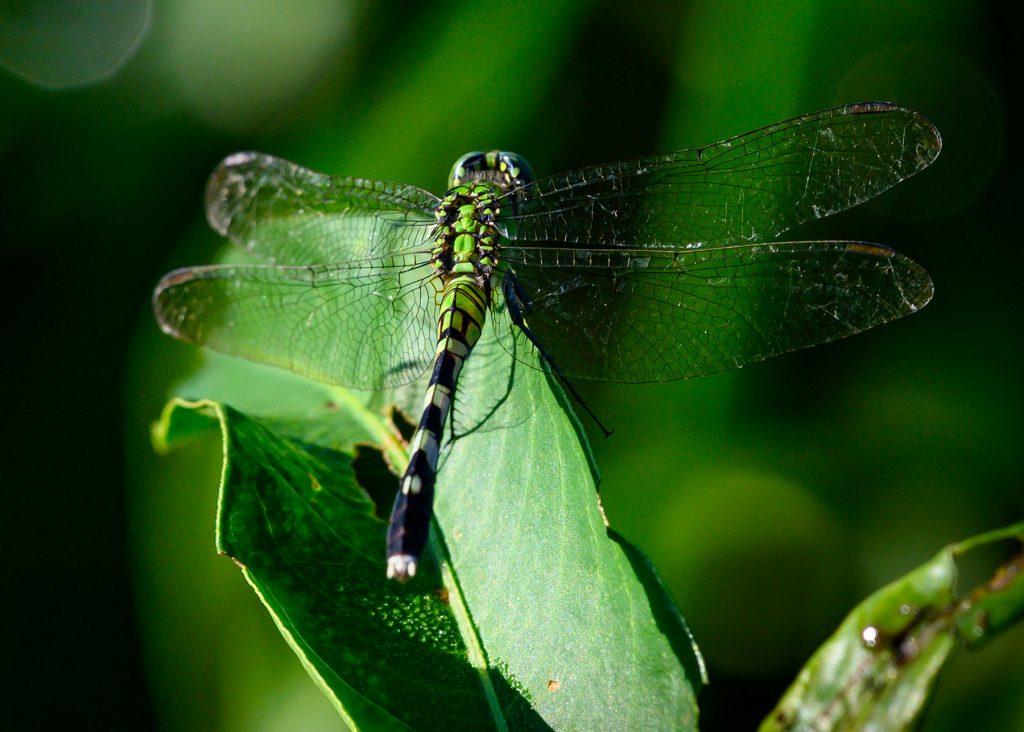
[
  {"x1": 608, "y1": 528, "x2": 707, "y2": 695},
  {"x1": 351, "y1": 444, "x2": 399, "y2": 521}
]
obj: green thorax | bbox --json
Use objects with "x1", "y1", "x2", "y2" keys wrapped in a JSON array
[
  {"x1": 430, "y1": 183, "x2": 501, "y2": 287},
  {"x1": 430, "y1": 150, "x2": 535, "y2": 289}
]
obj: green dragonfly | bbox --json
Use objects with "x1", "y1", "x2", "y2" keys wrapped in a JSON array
[{"x1": 154, "y1": 102, "x2": 940, "y2": 581}]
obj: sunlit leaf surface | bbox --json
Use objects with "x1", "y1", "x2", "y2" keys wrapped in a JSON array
[{"x1": 155, "y1": 329, "x2": 704, "y2": 729}]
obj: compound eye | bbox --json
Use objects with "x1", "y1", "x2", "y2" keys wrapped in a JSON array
[
  {"x1": 448, "y1": 152, "x2": 487, "y2": 188},
  {"x1": 497, "y1": 152, "x2": 535, "y2": 188}
]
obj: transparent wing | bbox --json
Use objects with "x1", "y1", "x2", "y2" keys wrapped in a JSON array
[
  {"x1": 494, "y1": 241, "x2": 933, "y2": 383},
  {"x1": 499, "y1": 103, "x2": 941, "y2": 248},
  {"x1": 205, "y1": 152, "x2": 440, "y2": 265},
  {"x1": 154, "y1": 255, "x2": 439, "y2": 390}
]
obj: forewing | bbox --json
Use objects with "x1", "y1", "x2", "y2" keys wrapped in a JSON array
[
  {"x1": 206, "y1": 152, "x2": 440, "y2": 264},
  {"x1": 494, "y1": 242, "x2": 933, "y2": 383},
  {"x1": 500, "y1": 103, "x2": 941, "y2": 248},
  {"x1": 154, "y1": 256, "x2": 438, "y2": 390}
]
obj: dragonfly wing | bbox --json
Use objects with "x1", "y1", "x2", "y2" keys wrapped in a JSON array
[
  {"x1": 154, "y1": 256, "x2": 438, "y2": 389},
  {"x1": 495, "y1": 242, "x2": 933, "y2": 383},
  {"x1": 206, "y1": 152, "x2": 440, "y2": 264},
  {"x1": 500, "y1": 103, "x2": 940, "y2": 248}
]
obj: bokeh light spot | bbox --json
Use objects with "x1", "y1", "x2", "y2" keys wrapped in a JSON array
[
  {"x1": 159, "y1": 0, "x2": 352, "y2": 132},
  {"x1": 652, "y1": 468, "x2": 846, "y2": 675},
  {"x1": 0, "y1": 0, "x2": 152, "y2": 88}
]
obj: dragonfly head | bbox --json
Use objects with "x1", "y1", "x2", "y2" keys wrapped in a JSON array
[{"x1": 448, "y1": 151, "x2": 534, "y2": 196}]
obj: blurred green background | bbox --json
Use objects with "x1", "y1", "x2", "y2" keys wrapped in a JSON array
[{"x1": 2, "y1": 0, "x2": 1021, "y2": 729}]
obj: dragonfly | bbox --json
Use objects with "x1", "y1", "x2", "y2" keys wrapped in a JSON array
[{"x1": 154, "y1": 102, "x2": 941, "y2": 581}]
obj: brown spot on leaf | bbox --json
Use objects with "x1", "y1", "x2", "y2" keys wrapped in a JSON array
[{"x1": 547, "y1": 679, "x2": 560, "y2": 693}]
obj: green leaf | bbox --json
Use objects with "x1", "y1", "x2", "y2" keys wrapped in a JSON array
[
  {"x1": 434, "y1": 328, "x2": 705, "y2": 728},
  {"x1": 761, "y1": 522, "x2": 1024, "y2": 732},
  {"x1": 154, "y1": 323, "x2": 704, "y2": 730},
  {"x1": 157, "y1": 398, "x2": 499, "y2": 730}
]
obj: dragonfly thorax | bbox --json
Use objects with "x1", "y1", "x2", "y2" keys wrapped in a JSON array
[{"x1": 431, "y1": 183, "x2": 502, "y2": 287}]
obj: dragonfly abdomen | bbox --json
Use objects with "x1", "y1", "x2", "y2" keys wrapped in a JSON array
[{"x1": 386, "y1": 276, "x2": 488, "y2": 581}]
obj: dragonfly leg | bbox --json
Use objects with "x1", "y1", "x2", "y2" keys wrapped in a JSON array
[{"x1": 503, "y1": 276, "x2": 613, "y2": 437}]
